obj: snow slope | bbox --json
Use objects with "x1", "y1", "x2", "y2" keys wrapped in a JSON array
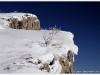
[
  {"x1": 0, "y1": 29, "x2": 78, "y2": 73},
  {"x1": 0, "y1": 13, "x2": 78, "y2": 74}
]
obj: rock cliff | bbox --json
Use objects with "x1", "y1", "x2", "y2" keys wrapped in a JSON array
[
  {"x1": 60, "y1": 50, "x2": 74, "y2": 73},
  {"x1": 0, "y1": 13, "x2": 40, "y2": 30},
  {"x1": 7, "y1": 14, "x2": 40, "y2": 30}
]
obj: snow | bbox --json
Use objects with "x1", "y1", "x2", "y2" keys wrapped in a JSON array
[
  {"x1": 34, "y1": 19, "x2": 39, "y2": 22},
  {"x1": 39, "y1": 54, "x2": 54, "y2": 64},
  {"x1": 68, "y1": 62, "x2": 72, "y2": 67},
  {"x1": 0, "y1": 26, "x2": 5, "y2": 29},
  {"x1": 0, "y1": 13, "x2": 78, "y2": 74},
  {"x1": 0, "y1": 29, "x2": 78, "y2": 73},
  {"x1": 0, "y1": 13, "x2": 37, "y2": 19},
  {"x1": 12, "y1": 16, "x2": 22, "y2": 21},
  {"x1": 49, "y1": 60, "x2": 62, "y2": 74}
]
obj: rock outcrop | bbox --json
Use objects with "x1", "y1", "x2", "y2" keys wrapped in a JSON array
[
  {"x1": 7, "y1": 14, "x2": 40, "y2": 30},
  {"x1": 60, "y1": 50, "x2": 74, "y2": 74},
  {"x1": 33, "y1": 50, "x2": 74, "y2": 74}
]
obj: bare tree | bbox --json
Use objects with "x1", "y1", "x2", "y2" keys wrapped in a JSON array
[{"x1": 43, "y1": 25, "x2": 61, "y2": 47}]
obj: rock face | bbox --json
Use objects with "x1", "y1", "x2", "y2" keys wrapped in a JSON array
[
  {"x1": 60, "y1": 50, "x2": 74, "y2": 74},
  {"x1": 8, "y1": 14, "x2": 40, "y2": 30}
]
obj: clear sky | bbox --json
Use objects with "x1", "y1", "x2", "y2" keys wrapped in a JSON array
[{"x1": 0, "y1": 2, "x2": 100, "y2": 71}]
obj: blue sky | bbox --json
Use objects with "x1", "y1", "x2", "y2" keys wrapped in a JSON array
[{"x1": 0, "y1": 2, "x2": 100, "y2": 71}]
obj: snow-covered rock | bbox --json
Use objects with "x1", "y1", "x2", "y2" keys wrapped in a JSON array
[{"x1": 0, "y1": 12, "x2": 40, "y2": 30}]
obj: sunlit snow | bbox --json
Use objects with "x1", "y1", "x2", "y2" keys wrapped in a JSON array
[{"x1": 0, "y1": 13, "x2": 78, "y2": 74}]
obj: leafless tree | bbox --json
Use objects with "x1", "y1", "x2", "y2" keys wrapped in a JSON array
[{"x1": 43, "y1": 25, "x2": 61, "y2": 47}]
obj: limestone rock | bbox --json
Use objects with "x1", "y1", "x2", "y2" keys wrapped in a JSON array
[
  {"x1": 8, "y1": 14, "x2": 40, "y2": 30},
  {"x1": 43, "y1": 63, "x2": 50, "y2": 72},
  {"x1": 59, "y1": 57, "x2": 69, "y2": 73},
  {"x1": 67, "y1": 50, "x2": 74, "y2": 63},
  {"x1": 59, "y1": 50, "x2": 74, "y2": 74}
]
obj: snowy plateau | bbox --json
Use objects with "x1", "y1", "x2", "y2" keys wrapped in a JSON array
[{"x1": 0, "y1": 13, "x2": 78, "y2": 74}]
